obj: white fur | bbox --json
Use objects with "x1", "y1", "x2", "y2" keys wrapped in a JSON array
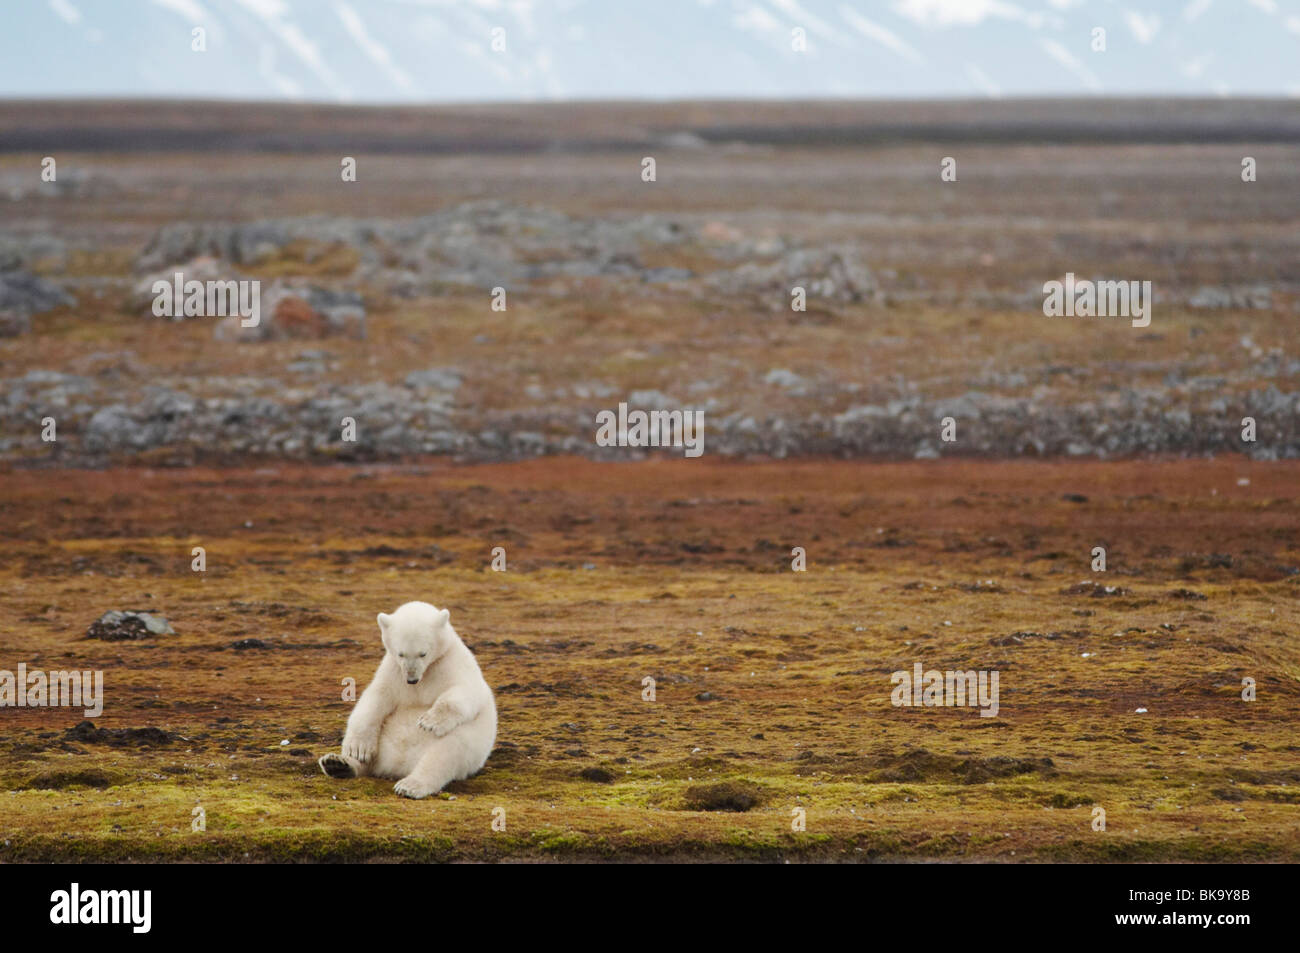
[{"x1": 319, "y1": 601, "x2": 497, "y2": 799}]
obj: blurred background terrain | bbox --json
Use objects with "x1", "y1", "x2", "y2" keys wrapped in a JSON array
[{"x1": 2, "y1": 98, "x2": 1298, "y2": 464}]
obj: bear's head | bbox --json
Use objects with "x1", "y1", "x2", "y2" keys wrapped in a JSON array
[{"x1": 377, "y1": 601, "x2": 452, "y2": 684}]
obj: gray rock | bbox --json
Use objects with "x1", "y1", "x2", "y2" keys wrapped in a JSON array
[
  {"x1": 706, "y1": 244, "x2": 876, "y2": 305},
  {"x1": 405, "y1": 367, "x2": 463, "y2": 391},
  {"x1": 0, "y1": 235, "x2": 68, "y2": 272},
  {"x1": 0, "y1": 271, "x2": 74, "y2": 317},
  {"x1": 643, "y1": 267, "x2": 693, "y2": 283},
  {"x1": 134, "y1": 203, "x2": 705, "y2": 294},
  {"x1": 659, "y1": 131, "x2": 709, "y2": 150},
  {"x1": 87, "y1": 610, "x2": 175, "y2": 640},
  {"x1": 1188, "y1": 285, "x2": 1273, "y2": 309},
  {"x1": 84, "y1": 406, "x2": 129, "y2": 450},
  {"x1": 0, "y1": 241, "x2": 22, "y2": 273},
  {"x1": 764, "y1": 368, "x2": 808, "y2": 393},
  {"x1": 131, "y1": 256, "x2": 233, "y2": 317},
  {"x1": 626, "y1": 389, "x2": 678, "y2": 409},
  {"x1": 214, "y1": 282, "x2": 365, "y2": 342},
  {"x1": 136, "y1": 221, "x2": 294, "y2": 272}
]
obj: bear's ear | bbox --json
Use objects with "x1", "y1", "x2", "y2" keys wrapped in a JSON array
[
  {"x1": 435, "y1": 608, "x2": 450, "y2": 628},
  {"x1": 377, "y1": 612, "x2": 392, "y2": 634}
]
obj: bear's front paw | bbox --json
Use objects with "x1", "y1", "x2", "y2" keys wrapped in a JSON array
[
  {"x1": 417, "y1": 710, "x2": 455, "y2": 736},
  {"x1": 394, "y1": 776, "x2": 434, "y2": 799},
  {"x1": 342, "y1": 734, "x2": 376, "y2": 763}
]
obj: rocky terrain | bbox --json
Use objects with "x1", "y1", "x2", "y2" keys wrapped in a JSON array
[{"x1": 1, "y1": 100, "x2": 1298, "y2": 466}]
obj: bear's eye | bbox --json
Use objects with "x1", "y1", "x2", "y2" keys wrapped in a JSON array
[{"x1": 418, "y1": 652, "x2": 427, "y2": 658}]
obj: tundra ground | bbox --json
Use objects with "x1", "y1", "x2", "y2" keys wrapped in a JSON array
[{"x1": 0, "y1": 457, "x2": 1296, "y2": 862}]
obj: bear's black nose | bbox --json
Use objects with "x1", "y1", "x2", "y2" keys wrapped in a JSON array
[{"x1": 407, "y1": 678, "x2": 418, "y2": 684}]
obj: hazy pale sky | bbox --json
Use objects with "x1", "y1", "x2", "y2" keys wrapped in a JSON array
[{"x1": 3, "y1": 0, "x2": 1297, "y2": 101}]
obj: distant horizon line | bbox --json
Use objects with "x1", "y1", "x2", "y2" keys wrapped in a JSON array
[{"x1": 3, "y1": 92, "x2": 1298, "y2": 108}]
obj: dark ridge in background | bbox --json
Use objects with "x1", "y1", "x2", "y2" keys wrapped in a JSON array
[{"x1": 2, "y1": 98, "x2": 1299, "y2": 153}]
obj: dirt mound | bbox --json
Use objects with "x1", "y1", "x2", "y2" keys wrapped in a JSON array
[
  {"x1": 65, "y1": 721, "x2": 174, "y2": 747},
  {"x1": 682, "y1": 781, "x2": 766, "y2": 812}
]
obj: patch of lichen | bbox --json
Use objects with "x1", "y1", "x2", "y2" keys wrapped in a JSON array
[{"x1": 246, "y1": 239, "x2": 361, "y2": 279}]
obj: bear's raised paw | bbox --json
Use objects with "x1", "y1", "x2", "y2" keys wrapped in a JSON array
[{"x1": 417, "y1": 710, "x2": 457, "y2": 736}]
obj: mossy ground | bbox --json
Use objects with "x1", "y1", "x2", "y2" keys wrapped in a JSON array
[{"x1": 0, "y1": 457, "x2": 1296, "y2": 862}]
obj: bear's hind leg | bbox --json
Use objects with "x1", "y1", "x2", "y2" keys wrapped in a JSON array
[
  {"x1": 319, "y1": 751, "x2": 369, "y2": 779},
  {"x1": 393, "y1": 741, "x2": 461, "y2": 799}
]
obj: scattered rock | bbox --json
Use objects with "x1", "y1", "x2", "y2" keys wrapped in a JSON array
[
  {"x1": 214, "y1": 282, "x2": 365, "y2": 342},
  {"x1": 626, "y1": 389, "x2": 677, "y2": 410},
  {"x1": 1188, "y1": 285, "x2": 1272, "y2": 310},
  {"x1": 130, "y1": 256, "x2": 231, "y2": 317},
  {"x1": 86, "y1": 610, "x2": 175, "y2": 640},
  {"x1": 405, "y1": 367, "x2": 462, "y2": 391},
  {"x1": 6, "y1": 201, "x2": 1300, "y2": 465},
  {"x1": 136, "y1": 220, "x2": 294, "y2": 273},
  {"x1": 0, "y1": 271, "x2": 73, "y2": 328},
  {"x1": 707, "y1": 244, "x2": 876, "y2": 306},
  {"x1": 764, "y1": 368, "x2": 809, "y2": 394},
  {"x1": 0, "y1": 234, "x2": 67, "y2": 271},
  {"x1": 1061, "y1": 581, "x2": 1131, "y2": 598},
  {"x1": 658, "y1": 130, "x2": 709, "y2": 150}
]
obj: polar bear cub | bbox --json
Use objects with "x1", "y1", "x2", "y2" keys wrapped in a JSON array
[{"x1": 319, "y1": 601, "x2": 497, "y2": 799}]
